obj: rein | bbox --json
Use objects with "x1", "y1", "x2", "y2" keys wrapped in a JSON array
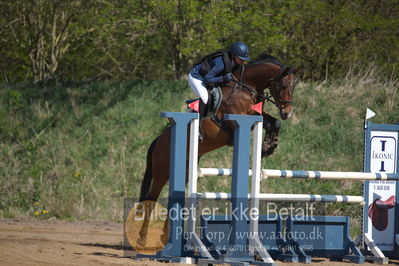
[
  {"x1": 231, "y1": 66, "x2": 293, "y2": 107},
  {"x1": 231, "y1": 66, "x2": 269, "y2": 102}
]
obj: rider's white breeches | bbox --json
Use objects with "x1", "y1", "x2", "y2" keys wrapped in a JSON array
[{"x1": 188, "y1": 73, "x2": 208, "y2": 104}]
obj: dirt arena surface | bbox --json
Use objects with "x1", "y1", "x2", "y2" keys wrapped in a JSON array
[{"x1": 0, "y1": 217, "x2": 398, "y2": 266}]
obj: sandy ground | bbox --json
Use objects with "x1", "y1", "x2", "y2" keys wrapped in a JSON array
[
  {"x1": 0, "y1": 217, "x2": 187, "y2": 266},
  {"x1": 0, "y1": 217, "x2": 398, "y2": 266}
]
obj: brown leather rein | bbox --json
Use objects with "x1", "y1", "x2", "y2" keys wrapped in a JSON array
[{"x1": 230, "y1": 65, "x2": 294, "y2": 108}]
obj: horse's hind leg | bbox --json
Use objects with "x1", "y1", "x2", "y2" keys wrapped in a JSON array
[
  {"x1": 137, "y1": 201, "x2": 156, "y2": 247},
  {"x1": 137, "y1": 131, "x2": 170, "y2": 247},
  {"x1": 161, "y1": 217, "x2": 169, "y2": 245},
  {"x1": 262, "y1": 113, "x2": 281, "y2": 157}
]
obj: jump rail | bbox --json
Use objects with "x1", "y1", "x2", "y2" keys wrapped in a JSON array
[
  {"x1": 198, "y1": 167, "x2": 399, "y2": 180},
  {"x1": 196, "y1": 192, "x2": 364, "y2": 203}
]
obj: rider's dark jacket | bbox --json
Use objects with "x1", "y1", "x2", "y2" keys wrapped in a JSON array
[{"x1": 190, "y1": 52, "x2": 236, "y2": 86}]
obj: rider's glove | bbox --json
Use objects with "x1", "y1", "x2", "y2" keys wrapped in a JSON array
[{"x1": 223, "y1": 73, "x2": 233, "y2": 82}]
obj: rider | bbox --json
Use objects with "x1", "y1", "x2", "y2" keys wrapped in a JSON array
[{"x1": 188, "y1": 41, "x2": 250, "y2": 108}]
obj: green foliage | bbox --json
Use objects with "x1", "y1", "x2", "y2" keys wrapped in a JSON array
[
  {"x1": 1, "y1": 0, "x2": 398, "y2": 83},
  {"x1": 277, "y1": 0, "x2": 399, "y2": 80},
  {"x1": 0, "y1": 0, "x2": 94, "y2": 83}
]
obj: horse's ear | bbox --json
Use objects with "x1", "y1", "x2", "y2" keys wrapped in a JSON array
[{"x1": 281, "y1": 66, "x2": 291, "y2": 77}]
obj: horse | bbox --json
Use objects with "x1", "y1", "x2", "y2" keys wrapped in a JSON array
[{"x1": 137, "y1": 54, "x2": 299, "y2": 247}]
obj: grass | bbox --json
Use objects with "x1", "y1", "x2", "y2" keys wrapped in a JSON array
[{"x1": 0, "y1": 65, "x2": 398, "y2": 232}]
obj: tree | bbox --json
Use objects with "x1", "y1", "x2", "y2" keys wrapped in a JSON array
[
  {"x1": 0, "y1": 0, "x2": 398, "y2": 83},
  {"x1": 1, "y1": 0, "x2": 93, "y2": 83}
]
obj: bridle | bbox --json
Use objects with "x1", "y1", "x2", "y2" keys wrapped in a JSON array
[
  {"x1": 268, "y1": 68, "x2": 295, "y2": 108},
  {"x1": 231, "y1": 65, "x2": 294, "y2": 109}
]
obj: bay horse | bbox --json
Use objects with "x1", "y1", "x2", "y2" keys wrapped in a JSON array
[{"x1": 137, "y1": 54, "x2": 299, "y2": 247}]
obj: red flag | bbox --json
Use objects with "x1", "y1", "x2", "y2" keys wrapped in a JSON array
[
  {"x1": 251, "y1": 102, "x2": 263, "y2": 114},
  {"x1": 188, "y1": 99, "x2": 200, "y2": 113}
]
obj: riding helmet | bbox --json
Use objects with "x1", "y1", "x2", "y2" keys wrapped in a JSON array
[{"x1": 229, "y1": 41, "x2": 250, "y2": 61}]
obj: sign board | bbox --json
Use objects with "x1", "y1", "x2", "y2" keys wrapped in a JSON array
[
  {"x1": 370, "y1": 132, "x2": 397, "y2": 173},
  {"x1": 363, "y1": 122, "x2": 399, "y2": 256}
]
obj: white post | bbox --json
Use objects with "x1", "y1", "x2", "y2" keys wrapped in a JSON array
[
  {"x1": 187, "y1": 115, "x2": 212, "y2": 259},
  {"x1": 249, "y1": 120, "x2": 275, "y2": 264},
  {"x1": 250, "y1": 120, "x2": 263, "y2": 238},
  {"x1": 187, "y1": 116, "x2": 199, "y2": 233}
]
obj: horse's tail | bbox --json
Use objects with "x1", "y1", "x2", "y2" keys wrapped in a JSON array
[{"x1": 139, "y1": 137, "x2": 159, "y2": 202}]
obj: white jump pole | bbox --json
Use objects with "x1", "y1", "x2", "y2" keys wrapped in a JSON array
[
  {"x1": 257, "y1": 193, "x2": 364, "y2": 203},
  {"x1": 262, "y1": 169, "x2": 399, "y2": 180},
  {"x1": 248, "y1": 120, "x2": 275, "y2": 263},
  {"x1": 187, "y1": 115, "x2": 212, "y2": 259},
  {"x1": 198, "y1": 167, "x2": 251, "y2": 177},
  {"x1": 198, "y1": 168, "x2": 399, "y2": 181},
  {"x1": 196, "y1": 192, "x2": 364, "y2": 203}
]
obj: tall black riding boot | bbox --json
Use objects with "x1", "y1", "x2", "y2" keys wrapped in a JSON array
[{"x1": 197, "y1": 100, "x2": 209, "y2": 142}]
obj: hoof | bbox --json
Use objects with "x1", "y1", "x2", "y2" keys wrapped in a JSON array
[
  {"x1": 261, "y1": 141, "x2": 278, "y2": 158},
  {"x1": 160, "y1": 234, "x2": 168, "y2": 245},
  {"x1": 137, "y1": 237, "x2": 147, "y2": 248}
]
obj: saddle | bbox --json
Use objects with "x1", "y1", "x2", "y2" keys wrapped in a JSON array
[
  {"x1": 187, "y1": 87, "x2": 232, "y2": 140},
  {"x1": 186, "y1": 87, "x2": 223, "y2": 125}
]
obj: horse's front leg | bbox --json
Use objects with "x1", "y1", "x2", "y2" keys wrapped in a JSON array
[{"x1": 262, "y1": 112, "x2": 281, "y2": 157}]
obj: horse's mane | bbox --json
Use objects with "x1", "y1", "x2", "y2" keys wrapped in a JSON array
[
  {"x1": 232, "y1": 53, "x2": 287, "y2": 74},
  {"x1": 248, "y1": 53, "x2": 283, "y2": 66}
]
